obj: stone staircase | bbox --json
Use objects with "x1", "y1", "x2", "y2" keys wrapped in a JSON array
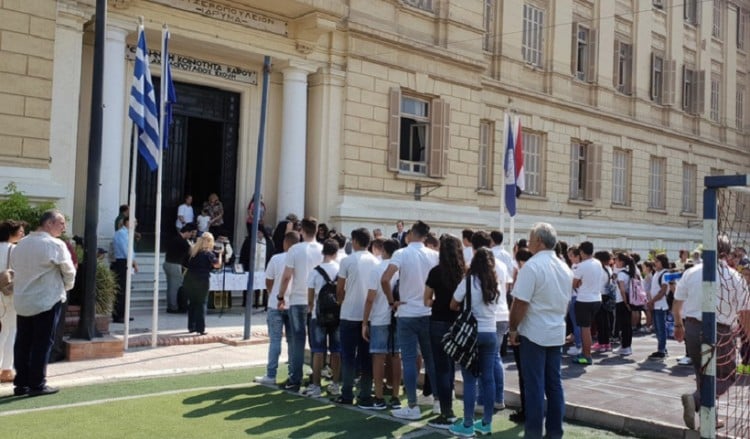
[{"x1": 129, "y1": 252, "x2": 168, "y2": 312}]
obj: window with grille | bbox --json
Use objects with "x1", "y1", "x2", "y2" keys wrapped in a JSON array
[
  {"x1": 569, "y1": 141, "x2": 601, "y2": 201},
  {"x1": 612, "y1": 149, "x2": 630, "y2": 206},
  {"x1": 713, "y1": 1, "x2": 723, "y2": 38},
  {"x1": 483, "y1": 0, "x2": 496, "y2": 52},
  {"x1": 739, "y1": 9, "x2": 749, "y2": 49},
  {"x1": 710, "y1": 76, "x2": 720, "y2": 122},
  {"x1": 648, "y1": 156, "x2": 666, "y2": 209},
  {"x1": 478, "y1": 120, "x2": 493, "y2": 190},
  {"x1": 682, "y1": 163, "x2": 697, "y2": 214},
  {"x1": 522, "y1": 4, "x2": 544, "y2": 67},
  {"x1": 523, "y1": 131, "x2": 543, "y2": 196}
]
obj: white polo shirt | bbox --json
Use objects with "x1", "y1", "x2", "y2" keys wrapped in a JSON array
[
  {"x1": 284, "y1": 240, "x2": 323, "y2": 306},
  {"x1": 674, "y1": 263, "x2": 702, "y2": 320},
  {"x1": 338, "y1": 250, "x2": 380, "y2": 321},
  {"x1": 494, "y1": 257, "x2": 510, "y2": 322},
  {"x1": 388, "y1": 242, "x2": 438, "y2": 317},
  {"x1": 306, "y1": 260, "x2": 339, "y2": 317},
  {"x1": 265, "y1": 252, "x2": 290, "y2": 310},
  {"x1": 573, "y1": 257, "x2": 605, "y2": 303},
  {"x1": 368, "y1": 259, "x2": 397, "y2": 326},
  {"x1": 492, "y1": 245, "x2": 516, "y2": 277},
  {"x1": 513, "y1": 249, "x2": 574, "y2": 347}
]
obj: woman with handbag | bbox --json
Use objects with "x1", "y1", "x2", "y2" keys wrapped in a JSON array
[
  {"x1": 423, "y1": 234, "x2": 465, "y2": 429},
  {"x1": 0, "y1": 220, "x2": 27, "y2": 383},
  {"x1": 448, "y1": 248, "x2": 499, "y2": 437},
  {"x1": 182, "y1": 232, "x2": 221, "y2": 335}
]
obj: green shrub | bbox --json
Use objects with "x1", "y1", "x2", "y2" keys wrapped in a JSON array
[{"x1": 0, "y1": 182, "x2": 56, "y2": 227}]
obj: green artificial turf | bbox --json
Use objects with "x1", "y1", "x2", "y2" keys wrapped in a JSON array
[{"x1": 0, "y1": 367, "x2": 639, "y2": 438}]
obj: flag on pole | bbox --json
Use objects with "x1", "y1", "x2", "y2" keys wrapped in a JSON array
[
  {"x1": 161, "y1": 29, "x2": 176, "y2": 149},
  {"x1": 128, "y1": 26, "x2": 160, "y2": 171},
  {"x1": 503, "y1": 112, "x2": 518, "y2": 217},
  {"x1": 513, "y1": 116, "x2": 525, "y2": 196}
]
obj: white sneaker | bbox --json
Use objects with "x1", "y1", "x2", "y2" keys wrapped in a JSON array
[
  {"x1": 417, "y1": 394, "x2": 434, "y2": 406},
  {"x1": 566, "y1": 346, "x2": 582, "y2": 356},
  {"x1": 677, "y1": 356, "x2": 693, "y2": 366},
  {"x1": 391, "y1": 405, "x2": 422, "y2": 420},
  {"x1": 615, "y1": 347, "x2": 633, "y2": 356},
  {"x1": 432, "y1": 401, "x2": 441, "y2": 415},
  {"x1": 327, "y1": 382, "x2": 341, "y2": 396},
  {"x1": 494, "y1": 402, "x2": 506, "y2": 410},
  {"x1": 253, "y1": 376, "x2": 276, "y2": 385},
  {"x1": 321, "y1": 365, "x2": 333, "y2": 379},
  {"x1": 300, "y1": 384, "x2": 321, "y2": 397}
]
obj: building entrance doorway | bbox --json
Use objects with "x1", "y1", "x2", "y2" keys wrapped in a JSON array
[{"x1": 133, "y1": 81, "x2": 240, "y2": 251}]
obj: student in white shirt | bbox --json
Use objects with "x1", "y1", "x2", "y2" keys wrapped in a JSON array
[
  {"x1": 647, "y1": 254, "x2": 670, "y2": 359},
  {"x1": 571, "y1": 241, "x2": 604, "y2": 365},
  {"x1": 175, "y1": 194, "x2": 194, "y2": 232},
  {"x1": 254, "y1": 231, "x2": 298, "y2": 386},
  {"x1": 277, "y1": 217, "x2": 323, "y2": 392}
]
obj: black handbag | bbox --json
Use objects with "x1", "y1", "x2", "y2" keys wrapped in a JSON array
[{"x1": 441, "y1": 277, "x2": 479, "y2": 376}]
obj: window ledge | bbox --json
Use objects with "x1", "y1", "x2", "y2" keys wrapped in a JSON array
[
  {"x1": 610, "y1": 203, "x2": 632, "y2": 210},
  {"x1": 394, "y1": 172, "x2": 442, "y2": 183},
  {"x1": 647, "y1": 207, "x2": 668, "y2": 214},
  {"x1": 476, "y1": 189, "x2": 496, "y2": 196},
  {"x1": 524, "y1": 63, "x2": 545, "y2": 72},
  {"x1": 520, "y1": 194, "x2": 546, "y2": 201},
  {"x1": 567, "y1": 198, "x2": 595, "y2": 206},
  {"x1": 680, "y1": 211, "x2": 698, "y2": 218}
]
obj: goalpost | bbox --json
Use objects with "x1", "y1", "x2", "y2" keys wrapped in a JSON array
[{"x1": 702, "y1": 174, "x2": 750, "y2": 439}]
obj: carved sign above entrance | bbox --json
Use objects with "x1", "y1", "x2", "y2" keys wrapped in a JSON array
[
  {"x1": 126, "y1": 45, "x2": 258, "y2": 85},
  {"x1": 150, "y1": 0, "x2": 288, "y2": 36}
]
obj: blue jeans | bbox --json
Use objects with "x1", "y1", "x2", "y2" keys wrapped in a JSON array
[
  {"x1": 460, "y1": 332, "x2": 497, "y2": 427},
  {"x1": 14, "y1": 301, "x2": 62, "y2": 391},
  {"x1": 288, "y1": 305, "x2": 308, "y2": 385},
  {"x1": 398, "y1": 316, "x2": 437, "y2": 407},
  {"x1": 429, "y1": 320, "x2": 455, "y2": 414},
  {"x1": 653, "y1": 309, "x2": 668, "y2": 354},
  {"x1": 266, "y1": 309, "x2": 290, "y2": 379},
  {"x1": 340, "y1": 319, "x2": 372, "y2": 401},
  {"x1": 478, "y1": 322, "x2": 507, "y2": 406},
  {"x1": 569, "y1": 295, "x2": 582, "y2": 348},
  {"x1": 519, "y1": 336, "x2": 564, "y2": 439}
]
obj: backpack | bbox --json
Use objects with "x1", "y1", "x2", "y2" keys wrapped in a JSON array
[
  {"x1": 601, "y1": 267, "x2": 617, "y2": 312},
  {"x1": 314, "y1": 266, "x2": 340, "y2": 329},
  {"x1": 629, "y1": 274, "x2": 647, "y2": 307}
]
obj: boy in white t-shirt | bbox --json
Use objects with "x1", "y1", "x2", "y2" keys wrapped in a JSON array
[
  {"x1": 196, "y1": 208, "x2": 211, "y2": 236},
  {"x1": 253, "y1": 231, "x2": 298, "y2": 385},
  {"x1": 299, "y1": 240, "x2": 341, "y2": 398},
  {"x1": 363, "y1": 238, "x2": 402, "y2": 409}
]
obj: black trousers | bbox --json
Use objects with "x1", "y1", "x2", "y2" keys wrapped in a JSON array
[
  {"x1": 111, "y1": 259, "x2": 127, "y2": 320},
  {"x1": 14, "y1": 301, "x2": 62, "y2": 391}
]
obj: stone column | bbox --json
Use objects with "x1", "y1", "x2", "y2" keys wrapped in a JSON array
[
  {"x1": 99, "y1": 23, "x2": 130, "y2": 239},
  {"x1": 276, "y1": 63, "x2": 314, "y2": 220}
]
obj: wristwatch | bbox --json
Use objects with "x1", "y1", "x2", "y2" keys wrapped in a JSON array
[{"x1": 277, "y1": 295, "x2": 284, "y2": 301}]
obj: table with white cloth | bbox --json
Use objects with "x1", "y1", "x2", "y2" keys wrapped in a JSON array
[{"x1": 208, "y1": 270, "x2": 265, "y2": 309}]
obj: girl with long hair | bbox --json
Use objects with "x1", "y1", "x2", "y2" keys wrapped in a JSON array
[
  {"x1": 424, "y1": 234, "x2": 465, "y2": 428},
  {"x1": 613, "y1": 252, "x2": 636, "y2": 355},
  {"x1": 449, "y1": 248, "x2": 499, "y2": 436},
  {"x1": 183, "y1": 232, "x2": 221, "y2": 335}
]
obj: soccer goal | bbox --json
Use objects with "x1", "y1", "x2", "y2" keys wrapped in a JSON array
[{"x1": 702, "y1": 174, "x2": 750, "y2": 439}]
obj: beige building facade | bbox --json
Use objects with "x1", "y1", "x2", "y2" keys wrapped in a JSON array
[{"x1": 1, "y1": 0, "x2": 749, "y2": 257}]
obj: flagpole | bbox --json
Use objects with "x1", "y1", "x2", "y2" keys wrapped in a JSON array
[
  {"x1": 151, "y1": 25, "x2": 169, "y2": 348},
  {"x1": 124, "y1": 120, "x2": 139, "y2": 350}
]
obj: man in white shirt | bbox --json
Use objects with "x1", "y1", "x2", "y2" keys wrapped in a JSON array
[
  {"x1": 11, "y1": 210, "x2": 76, "y2": 397},
  {"x1": 490, "y1": 230, "x2": 515, "y2": 291},
  {"x1": 462, "y1": 229, "x2": 474, "y2": 266},
  {"x1": 278, "y1": 217, "x2": 323, "y2": 392},
  {"x1": 336, "y1": 228, "x2": 380, "y2": 407},
  {"x1": 673, "y1": 235, "x2": 749, "y2": 431},
  {"x1": 571, "y1": 241, "x2": 603, "y2": 364},
  {"x1": 254, "y1": 231, "x2": 298, "y2": 386},
  {"x1": 509, "y1": 222, "x2": 573, "y2": 439},
  {"x1": 175, "y1": 194, "x2": 195, "y2": 232},
  {"x1": 381, "y1": 220, "x2": 439, "y2": 420}
]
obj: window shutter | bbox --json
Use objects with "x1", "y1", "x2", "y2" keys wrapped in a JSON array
[
  {"x1": 650, "y1": 52, "x2": 657, "y2": 100},
  {"x1": 681, "y1": 65, "x2": 689, "y2": 110},
  {"x1": 428, "y1": 98, "x2": 449, "y2": 178},
  {"x1": 585, "y1": 143, "x2": 602, "y2": 200},
  {"x1": 613, "y1": 41, "x2": 621, "y2": 89},
  {"x1": 624, "y1": 44, "x2": 633, "y2": 95},
  {"x1": 569, "y1": 144, "x2": 579, "y2": 198},
  {"x1": 664, "y1": 59, "x2": 676, "y2": 105},
  {"x1": 695, "y1": 70, "x2": 706, "y2": 114},
  {"x1": 587, "y1": 28, "x2": 597, "y2": 83},
  {"x1": 388, "y1": 87, "x2": 401, "y2": 172},
  {"x1": 571, "y1": 22, "x2": 579, "y2": 76}
]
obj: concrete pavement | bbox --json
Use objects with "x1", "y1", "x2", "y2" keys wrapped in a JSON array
[{"x1": 0, "y1": 307, "x2": 722, "y2": 438}]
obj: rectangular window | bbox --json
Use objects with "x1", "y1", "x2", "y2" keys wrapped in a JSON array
[
  {"x1": 682, "y1": 163, "x2": 697, "y2": 213},
  {"x1": 612, "y1": 149, "x2": 631, "y2": 206},
  {"x1": 739, "y1": 88, "x2": 746, "y2": 128},
  {"x1": 402, "y1": 0, "x2": 433, "y2": 13},
  {"x1": 522, "y1": 3, "x2": 544, "y2": 67},
  {"x1": 713, "y1": 1, "x2": 723, "y2": 38},
  {"x1": 739, "y1": 9, "x2": 749, "y2": 49},
  {"x1": 648, "y1": 156, "x2": 666, "y2": 210},
  {"x1": 575, "y1": 25, "x2": 589, "y2": 81},
  {"x1": 478, "y1": 120, "x2": 493, "y2": 190},
  {"x1": 483, "y1": 0, "x2": 495, "y2": 52},
  {"x1": 387, "y1": 88, "x2": 450, "y2": 178},
  {"x1": 685, "y1": 0, "x2": 700, "y2": 26},
  {"x1": 523, "y1": 131, "x2": 543, "y2": 196},
  {"x1": 569, "y1": 141, "x2": 601, "y2": 201},
  {"x1": 710, "y1": 76, "x2": 720, "y2": 122},
  {"x1": 615, "y1": 41, "x2": 633, "y2": 95},
  {"x1": 651, "y1": 53, "x2": 664, "y2": 103},
  {"x1": 682, "y1": 66, "x2": 705, "y2": 114}
]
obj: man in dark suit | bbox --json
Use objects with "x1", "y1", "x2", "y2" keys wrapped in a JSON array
[{"x1": 391, "y1": 220, "x2": 407, "y2": 247}]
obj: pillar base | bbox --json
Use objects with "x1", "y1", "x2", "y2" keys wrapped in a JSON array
[{"x1": 64, "y1": 335, "x2": 124, "y2": 361}]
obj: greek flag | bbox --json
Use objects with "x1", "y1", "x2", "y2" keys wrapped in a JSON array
[
  {"x1": 128, "y1": 26, "x2": 159, "y2": 171},
  {"x1": 503, "y1": 112, "x2": 517, "y2": 217},
  {"x1": 162, "y1": 28, "x2": 176, "y2": 149}
]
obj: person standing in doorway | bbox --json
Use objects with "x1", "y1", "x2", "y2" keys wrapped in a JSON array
[
  {"x1": 175, "y1": 195, "x2": 195, "y2": 233},
  {"x1": 11, "y1": 210, "x2": 76, "y2": 397}
]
